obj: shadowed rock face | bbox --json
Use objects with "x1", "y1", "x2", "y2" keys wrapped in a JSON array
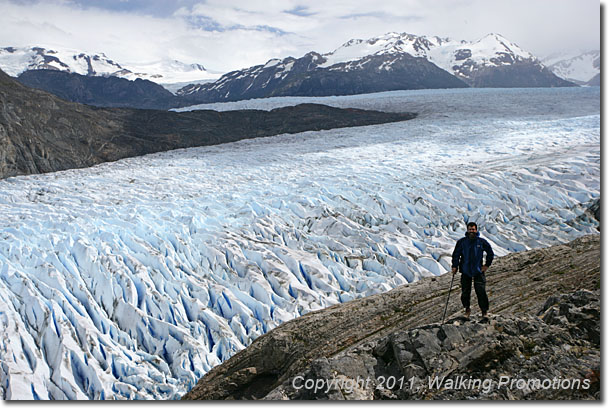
[
  {"x1": 0, "y1": 69, "x2": 416, "y2": 179},
  {"x1": 17, "y1": 69, "x2": 185, "y2": 110},
  {"x1": 182, "y1": 234, "x2": 600, "y2": 400},
  {"x1": 0, "y1": 69, "x2": 122, "y2": 178}
]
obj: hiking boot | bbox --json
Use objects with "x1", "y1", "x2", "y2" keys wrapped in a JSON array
[
  {"x1": 464, "y1": 308, "x2": 471, "y2": 319},
  {"x1": 481, "y1": 310, "x2": 488, "y2": 318}
]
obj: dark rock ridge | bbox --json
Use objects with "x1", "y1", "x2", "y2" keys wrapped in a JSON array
[
  {"x1": 179, "y1": 52, "x2": 469, "y2": 103},
  {"x1": 17, "y1": 69, "x2": 186, "y2": 110},
  {"x1": 182, "y1": 234, "x2": 600, "y2": 400},
  {"x1": 0, "y1": 68, "x2": 416, "y2": 179}
]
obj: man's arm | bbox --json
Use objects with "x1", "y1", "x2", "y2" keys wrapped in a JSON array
[
  {"x1": 451, "y1": 239, "x2": 462, "y2": 274},
  {"x1": 482, "y1": 239, "x2": 494, "y2": 272}
]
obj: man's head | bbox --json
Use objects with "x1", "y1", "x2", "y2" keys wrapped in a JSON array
[{"x1": 467, "y1": 222, "x2": 478, "y2": 239}]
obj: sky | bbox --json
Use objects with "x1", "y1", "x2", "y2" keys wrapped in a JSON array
[{"x1": 0, "y1": 0, "x2": 601, "y2": 73}]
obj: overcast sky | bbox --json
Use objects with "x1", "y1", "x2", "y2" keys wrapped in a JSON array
[{"x1": 0, "y1": 0, "x2": 601, "y2": 73}]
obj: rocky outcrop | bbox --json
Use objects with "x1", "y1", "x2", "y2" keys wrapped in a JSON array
[
  {"x1": 584, "y1": 198, "x2": 600, "y2": 227},
  {"x1": 0, "y1": 69, "x2": 416, "y2": 179},
  {"x1": 263, "y1": 289, "x2": 599, "y2": 400},
  {"x1": 182, "y1": 234, "x2": 600, "y2": 400}
]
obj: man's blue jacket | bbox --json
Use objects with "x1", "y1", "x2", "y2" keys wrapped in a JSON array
[{"x1": 451, "y1": 232, "x2": 494, "y2": 277}]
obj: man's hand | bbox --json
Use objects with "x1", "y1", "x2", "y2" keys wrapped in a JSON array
[
  {"x1": 481, "y1": 265, "x2": 488, "y2": 273},
  {"x1": 451, "y1": 267, "x2": 457, "y2": 275}
]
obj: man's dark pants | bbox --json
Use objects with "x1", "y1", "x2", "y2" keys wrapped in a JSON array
[{"x1": 460, "y1": 273, "x2": 489, "y2": 312}]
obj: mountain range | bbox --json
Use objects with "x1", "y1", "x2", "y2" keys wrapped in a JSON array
[
  {"x1": 177, "y1": 32, "x2": 579, "y2": 103},
  {"x1": 0, "y1": 46, "x2": 219, "y2": 85},
  {"x1": 0, "y1": 32, "x2": 596, "y2": 109}
]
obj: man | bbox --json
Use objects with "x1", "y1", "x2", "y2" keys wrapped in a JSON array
[{"x1": 451, "y1": 222, "x2": 494, "y2": 319}]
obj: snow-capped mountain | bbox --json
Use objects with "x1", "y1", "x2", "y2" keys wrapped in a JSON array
[
  {"x1": 178, "y1": 49, "x2": 468, "y2": 103},
  {"x1": 319, "y1": 32, "x2": 538, "y2": 76},
  {"x1": 0, "y1": 46, "x2": 219, "y2": 85},
  {"x1": 330, "y1": 32, "x2": 562, "y2": 87},
  {"x1": 0, "y1": 46, "x2": 124, "y2": 77},
  {"x1": 543, "y1": 50, "x2": 600, "y2": 86},
  {"x1": 318, "y1": 33, "x2": 453, "y2": 67},
  {"x1": 178, "y1": 32, "x2": 574, "y2": 103}
]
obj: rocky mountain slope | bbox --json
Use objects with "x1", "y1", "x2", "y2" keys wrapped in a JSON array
[
  {"x1": 179, "y1": 32, "x2": 575, "y2": 103},
  {"x1": 17, "y1": 69, "x2": 186, "y2": 110},
  {"x1": 178, "y1": 51, "x2": 468, "y2": 103},
  {"x1": 183, "y1": 233, "x2": 600, "y2": 400},
  {"x1": 0, "y1": 68, "x2": 416, "y2": 179}
]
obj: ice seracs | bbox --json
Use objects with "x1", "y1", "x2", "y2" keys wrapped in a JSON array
[{"x1": 0, "y1": 87, "x2": 599, "y2": 400}]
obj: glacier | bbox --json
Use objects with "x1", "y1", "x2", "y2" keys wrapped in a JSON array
[{"x1": 0, "y1": 87, "x2": 600, "y2": 400}]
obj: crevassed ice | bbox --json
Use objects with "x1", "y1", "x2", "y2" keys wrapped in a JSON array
[{"x1": 0, "y1": 88, "x2": 600, "y2": 400}]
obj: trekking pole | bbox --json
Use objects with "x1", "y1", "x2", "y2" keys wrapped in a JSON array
[{"x1": 441, "y1": 271, "x2": 456, "y2": 325}]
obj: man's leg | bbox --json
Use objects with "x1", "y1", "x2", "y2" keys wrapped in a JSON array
[
  {"x1": 473, "y1": 273, "x2": 489, "y2": 315},
  {"x1": 460, "y1": 274, "x2": 472, "y2": 316}
]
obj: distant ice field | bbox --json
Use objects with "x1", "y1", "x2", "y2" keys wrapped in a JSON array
[
  {"x1": 175, "y1": 87, "x2": 600, "y2": 121},
  {"x1": 0, "y1": 87, "x2": 600, "y2": 400}
]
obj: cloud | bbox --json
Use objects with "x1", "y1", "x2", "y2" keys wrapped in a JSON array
[
  {"x1": 0, "y1": 0, "x2": 600, "y2": 74},
  {"x1": 0, "y1": 0, "x2": 298, "y2": 71},
  {"x1": 285, "y1": 5, "x2": 317, "y2": 17},
  {"x1": 174, "y1": 1, "x2": 316, "y2": 33}
]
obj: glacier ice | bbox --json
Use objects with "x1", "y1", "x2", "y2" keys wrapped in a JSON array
[{"x1": 0, "y1": 87, "x2": 600, "y2": 400}]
